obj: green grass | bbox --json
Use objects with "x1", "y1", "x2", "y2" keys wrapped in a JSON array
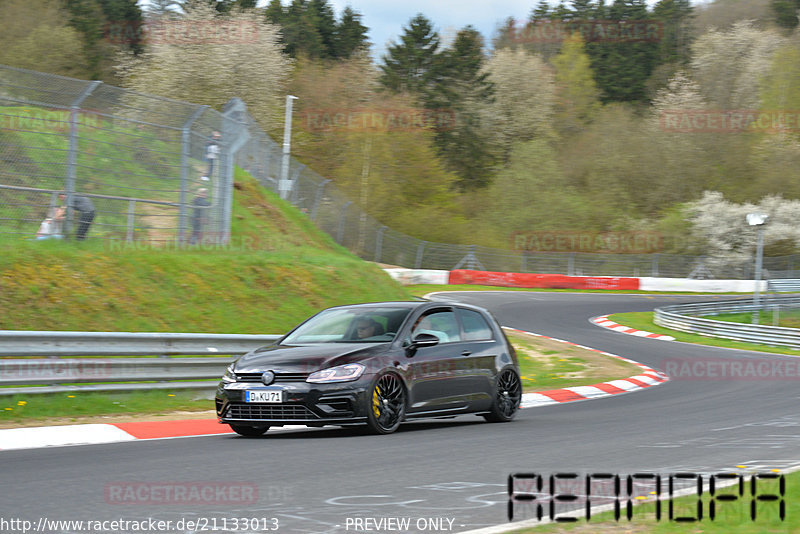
[
  {"x1": 0, "y1": 170, "x2": 410, "y2": 334},
  {"x1": 515, "y1": 469, "x2": 795, "y2": 533},
  {"x1": 608, "y1": 312, "x2": 800, "y2": 357},
  {"x1": 707, "y1": 309, "x2": 800, "y2": 329},
  {"x1": 1, "y1": 390, "x2": 210, "y2": 423},
  {"x1": 507, "y1": 331, "x2": 643, "y2": 391}
]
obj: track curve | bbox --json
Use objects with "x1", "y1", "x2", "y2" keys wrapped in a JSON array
[{"x1": 2, "y1": 292, "x2": 798, "y2": 533}]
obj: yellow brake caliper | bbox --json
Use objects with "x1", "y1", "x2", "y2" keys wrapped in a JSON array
[{"x1": 372, "y1": 385, "x2": 382, "y2": 417}]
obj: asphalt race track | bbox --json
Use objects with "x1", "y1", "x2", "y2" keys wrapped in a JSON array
[{"x1": 2, "y1": 292, "x2": 798, "y2": 533}]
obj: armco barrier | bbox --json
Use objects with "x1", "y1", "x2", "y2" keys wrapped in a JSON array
[
  {"x1": 448, "y1": 269, "x2": 640, "y2": 290},
  {"x1": 0, "y1": 331, "x2": 281, "y2": 395},
  {"x1": 654, "y1": 297, "x2": 800, "y2": 348}
]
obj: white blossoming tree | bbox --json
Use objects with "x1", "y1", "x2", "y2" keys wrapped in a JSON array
[
  {"x1": 687, "y1": 191, "x2": 800, "y2": 269},
  {"x1": 115, "y1": 2, "x2": 292, "y2": 126}
]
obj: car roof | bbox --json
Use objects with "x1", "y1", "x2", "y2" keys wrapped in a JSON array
[{"x1": 326, "y1": 300, "x2": 489, "y2": 313}]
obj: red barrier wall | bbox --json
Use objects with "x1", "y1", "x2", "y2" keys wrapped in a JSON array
[{"x1": 449, "y1": 270, "x2": 640, "y2": 290}]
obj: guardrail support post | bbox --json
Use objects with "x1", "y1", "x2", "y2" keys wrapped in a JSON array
[
  {"x1": 65, "y1": 81, "x2": 102, "y2": 238},
  {"x1": 311, "y1": 179, "x2": 330, "y2": 222},
  {"x1": 337, "y1": 201, "x2": 351, "y2": 244},
  {"x1": 415, "y1": 241, "x2": 427, "y2": 269},
  {"x1": 126, "y1": 200, "x2": 136, "y2": 242},
  {"x1": 374, "y1": 225, "x2": 387, "y2": 263},
  {"x1": 179, "y1": 105, "x2": 208, "y2": 245}
]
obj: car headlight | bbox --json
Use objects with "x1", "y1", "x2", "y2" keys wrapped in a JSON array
[
  {"x1": 221, "y1": 364, "x2": 236, "y2": 383},
  {"x1": 307, "y1": 363, "x2": 365, "y2": 383}
]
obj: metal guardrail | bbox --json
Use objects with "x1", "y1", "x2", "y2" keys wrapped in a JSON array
[
  {"x1": 768, "y1": 279, "x2": 800, "y2": 292},
  {"x1": 0, "y1": 331, "x2": 280, "y2": 395},
  {"x1": 654, "y1": 296, "x2": 800, "y2": 349}
]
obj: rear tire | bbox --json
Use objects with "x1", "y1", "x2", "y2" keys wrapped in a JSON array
[
  {"x1": 229, "y1": 424, "x2": 269, "y2": 437},
  {"x1": 483, "y1": 368, "x2": 521, "y2": 423}
]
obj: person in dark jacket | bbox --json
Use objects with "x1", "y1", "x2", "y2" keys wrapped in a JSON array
[
  {"x1": 58, "y1": 193, "x2": 95, "y2": 240},
  {"x1": 190, "y1": 188, "x2": 211, "y2": 244}
]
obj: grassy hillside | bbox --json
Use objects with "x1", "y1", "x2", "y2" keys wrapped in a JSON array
[{"x1": 0, "y1": 169, "x2": 410, "y2": 334}]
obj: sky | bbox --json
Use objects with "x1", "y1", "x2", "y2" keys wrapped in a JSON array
[{"x1": 325, "y1": 0, "x2": 533, "y2": 58}]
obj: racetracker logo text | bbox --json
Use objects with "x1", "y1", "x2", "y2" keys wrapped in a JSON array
[
  {"x1": 508, "y1": 19, "x2": 663, "y2": 43},
  {"x1": 105, "y1": 21, "x2": 259, "y2": 45},
  {"x1": 105, "y1": 482, "x2": 258, "y2": 505},
  {"x1": 660, "y1": 110, "x2": 800, "y2": 133},
  {"x1": 300, "y1": 108, "x2": 456, "y2": 132}
]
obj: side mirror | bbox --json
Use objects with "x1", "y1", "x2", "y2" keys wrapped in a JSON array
[{"x1": 405, "y1": 333, "x2": 439, "y2": 356}]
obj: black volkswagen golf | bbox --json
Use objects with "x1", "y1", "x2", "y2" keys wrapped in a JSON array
[{"x1": 216, "y1": 301, "x2": 521, "y2": 435}]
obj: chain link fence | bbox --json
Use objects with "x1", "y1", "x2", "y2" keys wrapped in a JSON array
[
  {"x1": 0, "y1": 64, "x2": 250, "y2": 245},
  {"x1": 3, "y1": 64, "x2": 800, "y2": 279}
]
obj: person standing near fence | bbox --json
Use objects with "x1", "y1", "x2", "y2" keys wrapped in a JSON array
[
  {"x1": 58, "y1": 193, "x2": 95, "y2": 240},
  {"x1": 204, "y1": 131, "x2": 221, "y2": 179},
  {"x1": 190, "y1": 188, "x2": 210, "y2": 244}
]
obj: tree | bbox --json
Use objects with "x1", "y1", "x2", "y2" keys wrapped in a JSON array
[
  {"x1": 264, "y1": 0, "x2": 283, "y2": 24},
  {"x1": 61, "y1": 0, "x2": 144, "y2": 81},
  {"x1": 686, "y1": 191, "x2": 800, "y2": 266},
  {"x1": 652, "y1": 0, "x2": 694, "y2": 66},
  {"x1": 584, "y1": 0, "x2": 660, "y2": 103},
  {"x1": 482, "y1": 139, "x2": 591, "y2": 238},
  {"x1": 379, "y1": 14, "x2": 441, "y2": 93},
  {"x1": 116, "y1": 3, "x2": 292, "y2": 126},
  {"x1": 0, "y1": 0, "x2": 89, "y2": 78},
  {"x1": 479, "y1": 48, "x2": 556, "y2": 161},
  {"x1": 334, "y1": 6, "x2": 369, "y2": 59},
  {"x1": 690, "y1": 21, "x2": 785, "y2": 110},
  {"x1": 771, "y1": 0, "x2": 800, "y2": 29},
  {"x1": 424, "y1": 26, "x2": 495, "y2": 190},
  {"x1": 551, "y1": 34, "x2": 601, "y2": 136}
]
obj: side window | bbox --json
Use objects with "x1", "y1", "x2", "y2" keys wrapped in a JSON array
[
  {"x1": 412, "y1": 310, "x2": 461, "y2": 343},
  {"x1": 458, "y1": 309, "x2": 494, "y2": 341}
]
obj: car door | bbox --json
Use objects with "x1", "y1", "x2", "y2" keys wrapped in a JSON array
[
  {"x1": 404, "y1": 308, "x2": 468, "y2": 414},
  {"x1": 452, "y1": 307, "x2": 499, "y2": 411}
]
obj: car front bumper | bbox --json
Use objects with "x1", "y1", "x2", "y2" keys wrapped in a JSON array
[{"x1": 215, "y1": 379, "x2": 371, "y2": 426}]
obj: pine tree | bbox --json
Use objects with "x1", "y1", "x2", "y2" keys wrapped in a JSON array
[
  {"x1": 583, "y1": 0, "x2": 659, "y2": 102},
  {"x1": 379, "y1": 14, "x2": 441, "y2": 93},
  {"x1": 264, "y1": 0, "x2": 283, "y2": 24},
  {"x1": 335, "y1": 6, "x2": 369, "y2": 58},
  {"x1": 771, "y1": 0, "x2": 800, "y2": 29},
  {"x1": 424, "y1": 26, "x2": 494, "y2": 190},
  {"x1": 652, "y1": 0, "x2": 694, "y2": 66}
]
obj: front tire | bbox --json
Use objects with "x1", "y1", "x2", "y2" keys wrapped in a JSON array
[
  {"x1": 229, "y1": 424, "x2": 269, "y2": 437},
  {"x1": 365, "y1": 372, "x2": 406, "y2": 434},
  {"x1": 483, "y1": 368, "x2": 521, "y2": 423}
]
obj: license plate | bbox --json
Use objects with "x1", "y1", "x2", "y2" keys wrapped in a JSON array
[{"x1": 245, "y1": 390, "x2": 283, "y2": 403}]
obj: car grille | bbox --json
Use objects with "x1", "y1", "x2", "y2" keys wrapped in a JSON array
[
  {"x1": 235, "y1": 372, "x2": 309, "y2": 383},
  {"x1": 226, "y1": 404, "x2": 318, "y2": 420}
]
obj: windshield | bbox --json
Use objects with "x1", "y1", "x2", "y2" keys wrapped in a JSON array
[{"x1": 282, "y1": 307, "x2": 413, "y2": 344}]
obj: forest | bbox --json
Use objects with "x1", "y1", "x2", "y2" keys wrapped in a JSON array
[{"x1": 2, "y1": 0, "x2": 800, "y2": 262}]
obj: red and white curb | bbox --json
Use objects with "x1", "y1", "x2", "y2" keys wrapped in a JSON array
[
  {"x1": 0, "y1": 418, "x2": 316, "y2": 451},
  {"x1": 504, "y1": 327, "x2": 669, "y2": 408},
  {"x1": 591, "y1": 315, "x2": 675, "y2": 341},
  {"x1": 1, "y1": 329, "x2": 669, "y2": 451}
]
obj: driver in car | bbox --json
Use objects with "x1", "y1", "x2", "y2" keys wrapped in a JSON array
[{"x1": 355, "y1": 318, "x2": 381, "y2": 339}]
